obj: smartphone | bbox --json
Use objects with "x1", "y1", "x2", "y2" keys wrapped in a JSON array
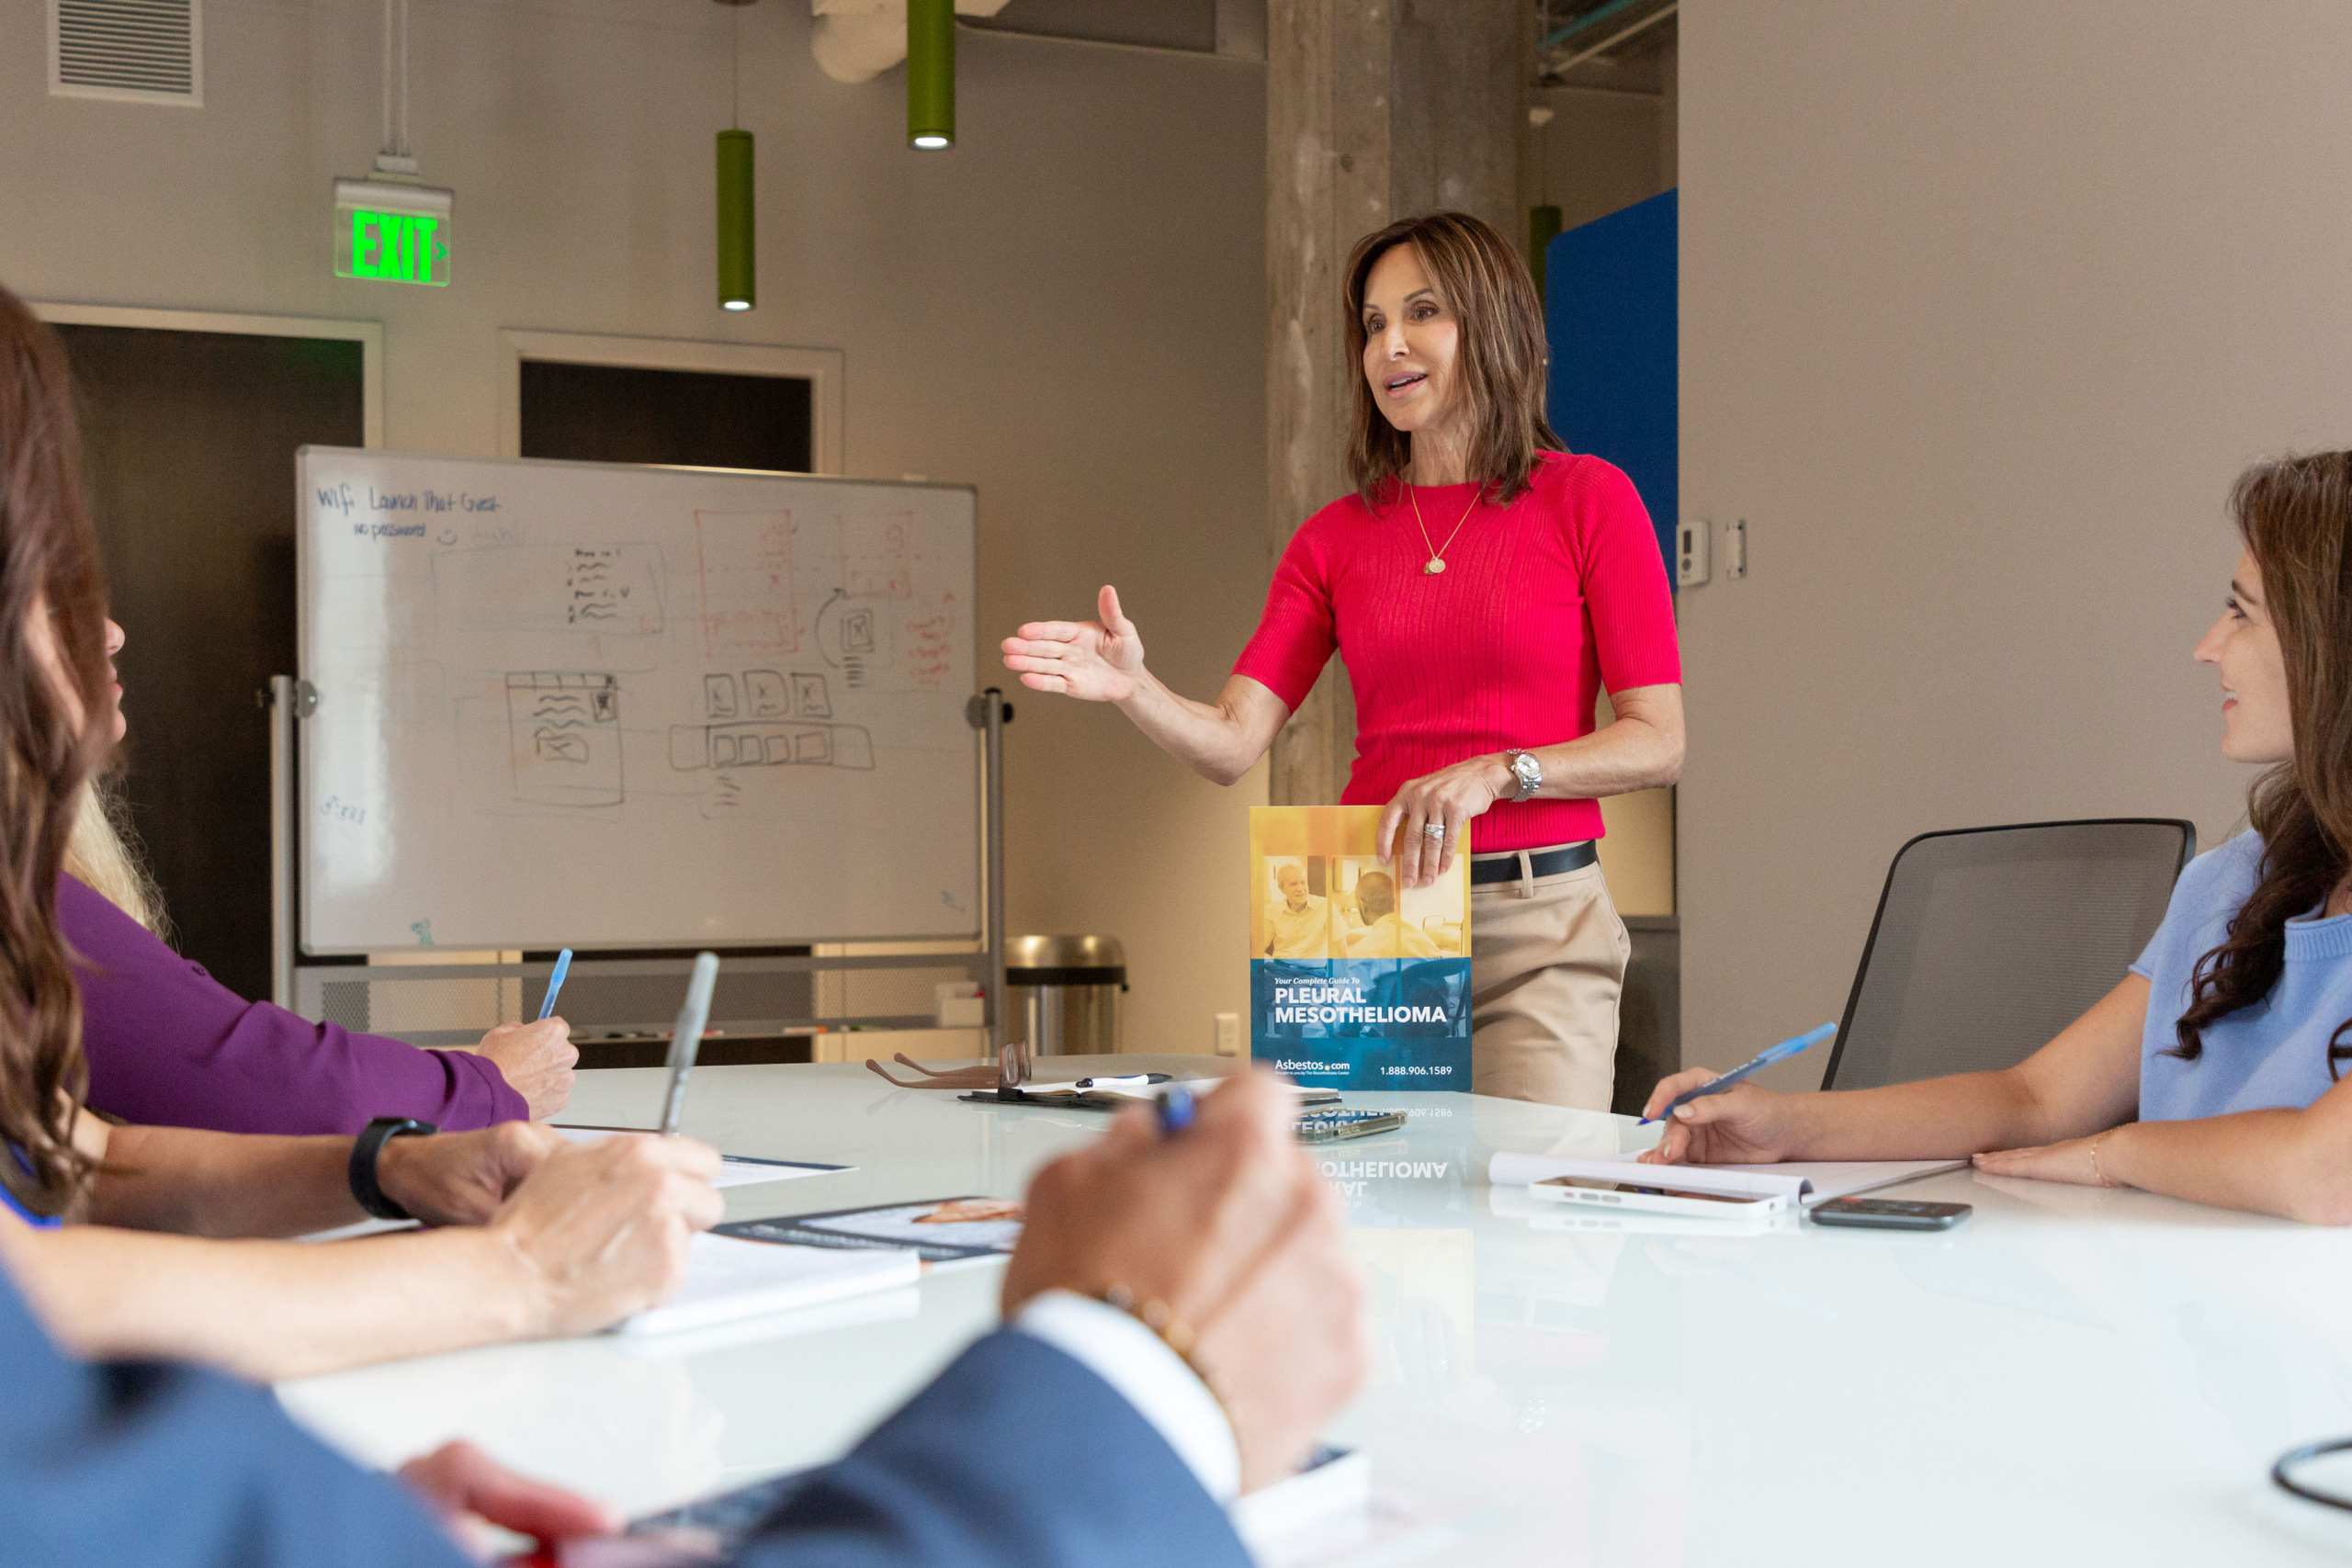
[{"x1": 1808, "y1": 1197, "x2": 1972, "y2": 1230}]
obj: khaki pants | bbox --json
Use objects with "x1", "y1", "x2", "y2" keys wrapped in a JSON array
[{"x1": 1469, "y1": 857, "x2": 1629, "y2": 1111}]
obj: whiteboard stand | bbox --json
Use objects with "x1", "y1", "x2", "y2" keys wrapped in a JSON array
[
  {"x1": 266, "y1": 679, "x2": 1020, "y2": 1063},
  {"x1": 971, "y1": 687, "x2": 1016, "y2": 1087}
]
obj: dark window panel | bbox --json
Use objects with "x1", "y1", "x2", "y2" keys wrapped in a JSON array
[{"x1": 518, "y1": 361, "x2": 812, "y2": 474}]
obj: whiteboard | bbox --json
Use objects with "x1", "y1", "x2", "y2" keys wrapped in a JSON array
[{"x1": 297, "y1": 447, "x2": 978, "y2": 953}]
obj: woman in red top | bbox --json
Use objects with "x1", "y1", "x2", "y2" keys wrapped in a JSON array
[{"x1": 1002, "y1": 212, "x2": 1683, "y2": 1109}]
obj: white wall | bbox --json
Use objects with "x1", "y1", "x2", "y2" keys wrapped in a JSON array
[
  {"x1": 0, "y1": 0, "x2": 1269, "y2": 1054},
  {"x1": 1677, "y1": 0, "x2": 2352, "y2": 1079}
]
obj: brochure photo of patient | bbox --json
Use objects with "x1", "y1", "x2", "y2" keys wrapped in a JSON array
[
  {"x1": 1328, "y1": 856, "x2": 1464, "y2": 959},
  {"x1": 1260, "y1": 855, "x2": 1335, "y2": 959}
]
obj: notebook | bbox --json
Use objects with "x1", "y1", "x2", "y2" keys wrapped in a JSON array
[
  {"x1": 613, "y1": 1232, "x2": 920, "y2": 1337},
  {"x1": 1487, "y1": 1150, "x2": 1968, "y2": 1207}
]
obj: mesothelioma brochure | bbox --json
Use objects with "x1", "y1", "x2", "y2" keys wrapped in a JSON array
[{"x1": 1250, "y1": 806, "x2": 1471, "y2": 1090}]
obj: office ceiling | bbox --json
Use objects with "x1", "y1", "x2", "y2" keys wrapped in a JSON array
[{"x1": 1538, "y1": 0, "x2": 1677, "y2": 84}]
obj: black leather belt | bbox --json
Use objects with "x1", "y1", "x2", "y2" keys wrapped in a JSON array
[{"x1": 1467, "y1": 840, "x2": 1599, "y2": 886}]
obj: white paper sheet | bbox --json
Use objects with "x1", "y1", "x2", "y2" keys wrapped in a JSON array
[
  {"x1": 552, "y1": 1126, "x2": 846, "y2": 1188},
  {"x1": 1487, "y1": 1150, "x2": 1967, "y2": 1206},
  {"x1": 614, "y1": 1233, "x2": 921, "y2": 1337}
]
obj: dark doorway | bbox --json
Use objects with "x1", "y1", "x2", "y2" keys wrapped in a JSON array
[
  {"x1": 58, "y1": 324, "x2": 366, "y2": 1001},
  {"x1": 514, "y1": 355, "x2": 819, "y2": 1063},
  {"x1": 518, "y1": 361, "x2": 812, "y2": 472}
]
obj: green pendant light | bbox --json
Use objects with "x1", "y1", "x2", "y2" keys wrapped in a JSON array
[
  {"x1": 715, "y1": 0, "x2": 756, "y2": 310},
  {"x1": 718, "y1": 128, "x2": 754, "y2": 310},
  {"x1": 908, "y1": 0, "x2": 954, "y2": 149}
]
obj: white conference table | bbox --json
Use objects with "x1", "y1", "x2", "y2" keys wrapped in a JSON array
[{"x1": 278, "y1": 1056, "x2": 2352, "y2": 1566}]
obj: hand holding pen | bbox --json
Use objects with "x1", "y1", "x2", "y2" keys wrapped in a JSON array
[
  {"x1": 1635, "y1": 1021, "x2": 1838, "y2": 1168},
  {"x1": 999, "y1": 1070, "x2": 1367, "y2": 1493},
  {"x1": 473, "y1": 951, "x2": 580, "y2": 1121}
]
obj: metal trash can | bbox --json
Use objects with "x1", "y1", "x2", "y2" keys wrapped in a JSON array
[{"x1": 1006, "y1": 934, "x2": 1126, "y2": 1057}]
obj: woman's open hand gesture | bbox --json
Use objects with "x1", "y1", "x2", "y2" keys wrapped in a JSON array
[{"x1": 1001, "y1": 585, "x2": 1147, "y2": 703}]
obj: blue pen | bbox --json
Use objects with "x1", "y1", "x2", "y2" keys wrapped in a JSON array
[
  {"x1": 1638, "y1": 1021, "x2": 1839, "y2": 1125},
  {"x1": 537, "y1": 949, "x2": 572, "y2": 1022},
  {"x1": 1157, "y1": 1084, "x2": 1196, "y2": 1136}
]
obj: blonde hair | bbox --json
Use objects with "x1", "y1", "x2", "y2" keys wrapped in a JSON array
[{"x1": 64, "y1": 780, "x2": 166, "y2": 939}]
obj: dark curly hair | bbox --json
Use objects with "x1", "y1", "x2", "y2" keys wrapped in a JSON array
[
  {"x1": 2174, "y1": 451, "x2": 2352, "y2": 1077},
  {"x1": 0, "y1": 284, "x2": 118, "y2": 1213}
]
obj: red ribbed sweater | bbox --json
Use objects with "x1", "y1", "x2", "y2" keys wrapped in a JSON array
[{"x1": 1233, "y1": 451, "x2": 1680, "y2": 852}]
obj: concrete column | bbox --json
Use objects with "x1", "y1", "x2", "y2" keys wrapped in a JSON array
[{"x1": 1264, "y1": 0, "x2": 1524, "y2": 805}]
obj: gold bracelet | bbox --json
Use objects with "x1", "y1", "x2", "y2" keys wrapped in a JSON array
[
  {"x1": 2086, "y1": 1129, "x2": 2120, "y2": 1189},
  {"x1": 1096, "y1": 1283, "x2": 1223, "y2": 1404}
]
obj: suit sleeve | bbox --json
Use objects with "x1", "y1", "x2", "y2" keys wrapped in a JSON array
[
  {"x1": 0, "y1": 1268, "x2": 471, "y2": 1568},
  {"x1": 65, "y1": 876, "x2": 528, "y2": 1134},
  {"x1": 737, "y1": 1329, "x2": 1252, "y2": 1568}
]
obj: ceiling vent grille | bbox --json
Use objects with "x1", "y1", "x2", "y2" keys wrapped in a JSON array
[{"x1": 49, "y1": 0, "x2": 203, "y2": 106}]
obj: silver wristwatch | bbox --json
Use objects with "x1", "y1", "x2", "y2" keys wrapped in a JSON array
[{"x1": 1504, "y1": 748, "x2": 1543, "y2": 803}]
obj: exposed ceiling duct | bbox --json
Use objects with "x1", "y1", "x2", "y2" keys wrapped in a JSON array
[
  {"x1": 1536, "y1": 0, "x2": 1676, "y2": 83},
  {"x1": 810, "y1": 0, "x2": 1012, "y2": 85}
]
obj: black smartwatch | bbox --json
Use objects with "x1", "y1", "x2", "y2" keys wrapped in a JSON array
[{"x1": 348, "y1": 1116, "x2": 437, "y2": 1221}]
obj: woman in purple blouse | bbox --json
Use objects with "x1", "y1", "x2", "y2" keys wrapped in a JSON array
[{"x1": 64, "y1": 621, "x2": 574, "y2": 1134}]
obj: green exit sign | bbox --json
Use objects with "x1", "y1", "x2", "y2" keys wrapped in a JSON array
[{"x1": 332, "y1": 178, "x2": 453, "y2": 288}]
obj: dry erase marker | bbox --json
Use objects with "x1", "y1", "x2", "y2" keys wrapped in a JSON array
[
  {"x1": 1157, "y1": 1084, "x2": 1195, "y2": 1135},
  {"x1": 1639, "y1": 1021, "x2": 1839, "y2": 1125},
  {"x1": 659, "y1": 952, "x2": 720, "y2": 1137},
  {"x1": 536, "y1": 948, "x2": 572, "y2": 1022}
]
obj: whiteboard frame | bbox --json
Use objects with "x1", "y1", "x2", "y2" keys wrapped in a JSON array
[
  {"x1": 295, "y1": 447, "x2": 981, "y2": 954},
  {"x1": 29, "y1": 302, "x2": 382, "y2": 448},
  {"x1": 496, "y1": 330, "x2": 844, "y2": 476}
]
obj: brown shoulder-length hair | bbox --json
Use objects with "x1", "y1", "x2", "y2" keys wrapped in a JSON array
[
  {"x1": 1342, "y1": 211, "x2": 1564, "y2": 511},
  {"x1": 2175, "y1": 451, "x2": 2352, "y2": 1074},
  {"x1": 0, "y1": 285, "x2": 115, "y2": 1213}
]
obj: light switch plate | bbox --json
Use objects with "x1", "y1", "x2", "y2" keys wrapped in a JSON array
[
  {"x1": 1214, "y1": 1012, "x2": 1241, "y2": 1056},
  {"x1": 1725, "y1": 519, "x2": 1748, "y2": 581},
  {"x1": 1676, "y1": 520, "x2": 1710, "y2": 587}
]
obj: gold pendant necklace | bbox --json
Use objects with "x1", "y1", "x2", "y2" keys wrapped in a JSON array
[{"x1": 1407, "y1": 480, "x2": 1481, "y2": 575}]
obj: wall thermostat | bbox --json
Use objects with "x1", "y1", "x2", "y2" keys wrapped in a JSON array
[{"x1": 1676, "y1": 520, "x2": 1709, "y2": 587}]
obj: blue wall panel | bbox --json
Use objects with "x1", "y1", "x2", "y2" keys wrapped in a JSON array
[{"x1": 1545, "y1": 187, "x2": 1677, "y2": 583}]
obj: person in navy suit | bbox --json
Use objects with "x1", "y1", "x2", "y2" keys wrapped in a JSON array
[{"x1": 1, "y1": 1067, "x2": 1364, "y2": 1568}]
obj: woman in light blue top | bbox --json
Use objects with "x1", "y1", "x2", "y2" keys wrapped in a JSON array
[{"x1": 1644, "y1": 450, "x2": 2352, "y2": 1223}]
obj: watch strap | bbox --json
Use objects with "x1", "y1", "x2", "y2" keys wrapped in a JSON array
[
  {"x1": 348, "y1": 1116, "x2": 436, "y2": 1222},
  {"x1": 1506, "y1": 748, "x2": 1543, "y2": 803}
]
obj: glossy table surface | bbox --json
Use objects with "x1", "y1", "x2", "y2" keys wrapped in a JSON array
[{"x1": 277, "y1": 1057, "x2": 2352, "y2": 1565}]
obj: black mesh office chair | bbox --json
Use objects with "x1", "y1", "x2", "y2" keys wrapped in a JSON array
[{"x1": 1815, "y1": 819, "x2": 2197, "y2": 1091}]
